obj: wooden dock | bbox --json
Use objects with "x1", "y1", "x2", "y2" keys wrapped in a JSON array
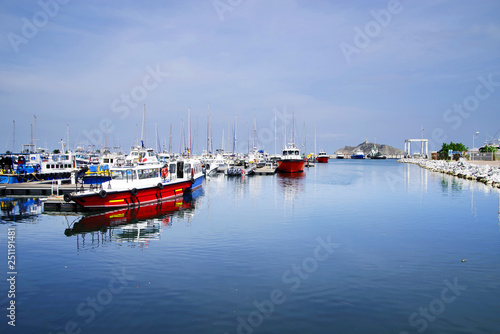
[
  {"x1": 0, "y1": 181, "x2": 90, "y2": 196},
  {"x1": 254, "y1": 166, "x2": 277, "y2": 175},
  {"x1": 41, "y1": 195, "x2": 80, "y2": 212}
]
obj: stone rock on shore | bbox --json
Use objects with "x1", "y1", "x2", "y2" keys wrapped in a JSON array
[{"x1": 398, "y1": 158, "x2": 500, "y2": 188}]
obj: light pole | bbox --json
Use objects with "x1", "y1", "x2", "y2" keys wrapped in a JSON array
[{"x1": 472, "y1": 131, "x2": 479, "y2": 161}]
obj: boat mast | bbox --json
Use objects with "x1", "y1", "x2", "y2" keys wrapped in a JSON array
[
  {"x1": 227, "y1": 120, "x2": 230, "y2": 153},
  {"x1": 155, "y1": 122, "x2": 158, "y2": 153},
  {"x1": 65, "y1": 124, "x2": 70, "y2": 153},
  {"x1": 207, "y1": 104, "x2": 210, "y2": 153},
  {"x1": 303, "y1": 121, "x2": 306, "y2": 155},
  {"x1": 169, "y1": 123, "x2": 173, "y2": 153},
  {"x1": 274, "y1": 114, "x2": 276, "y2": 155},
  {"x1": 233, "y1": 114, "x2": 237, "y2": 154},
  {"x1": 33, "y1": 115, "x2": 37, "y2": 153},
  {"x1": 222, "y1": 129, "x2": 225, "y2": 152},
  {"x1": 141, "y1": 105, "x2": 146, "y2": 147},
  {"x1": 180, "y1": 119, "x2": 185, "y2": 154},
  {"x1": 314, "y1": 122, "x2": 317, "y2": 154},
  {"x1": 253, "y1": 114, "x2": 257, "y2": 151},
  {"x1": 188, "y1": 107, "x2": 192, "y2": 157},
  {"x1": 30, "y1": 123, "x2": 33, "y2": 153},
  {"x1": 12, "y1": 120, "x2": 15, "y2": 153}
]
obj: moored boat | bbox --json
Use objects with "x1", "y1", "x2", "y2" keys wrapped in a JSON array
[
  {"x1": 276, "y1": 144, "x2": 306, "y2": 173},
  {"x1": 351, "y1": 150, "x2": 365, "y2": 159},
  {"x1": 316, "y1": 150, "x2": 329, "y2": 163},
  {"x1": 66, "y1": 159, "x2": 204, "y2": 209}
]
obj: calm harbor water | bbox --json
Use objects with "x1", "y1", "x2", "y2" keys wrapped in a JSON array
[{"x1": 1, "y1": 160, "x2": 500, "y2": 334}]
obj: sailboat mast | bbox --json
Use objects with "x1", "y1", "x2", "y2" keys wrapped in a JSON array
[
  {"x1": 169, "y1": 123, "x2": 172, "y2": 153},
  {"x1": 33, "y1": 115, "x2": 37, "y2": 153},
  {"x1": 188, "y1": 107, "x2": 192, "y2": 157},
  {"x1": 314, "y1": 122, "x2": 317, "y2": 154},
  {"x1": 274, "y1": 114, "x2": 276, "y2": 155},
  {"x1": 222, "y1": 129, "x2": 225, "y2": 151},
  {"x1": 207, "y1": 104, "x2": 210, "y2": 153},
  {"x1": 12, "y1": 120, "x2": 15, "y2": 153},
  {"x1": 155, "y1": 123, "x2": 158, "y2": 153},
  {"x1": 141, "y1": 105, "x2": 146, "y2": 147},
  {"x1": 180, "y1": 119, "x2": 185, "y2": 154},
  {"x1": 303, "y1": 121, "x2": 306, "y2": 155},
  {"x1": 253, "y1": 114, "x2": 257, "y2": 151}
]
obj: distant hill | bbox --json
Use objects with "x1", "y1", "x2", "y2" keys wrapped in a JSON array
[{"x1": 335, "y1": 141, "x2": 405, "y2": 156}]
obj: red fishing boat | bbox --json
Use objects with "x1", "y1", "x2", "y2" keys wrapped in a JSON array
[
  {"x1": 276, "y1": 144, "x2": 306, "y2": 173},
  {"x1": 66, "y1": 159, "x2": 204, "y2": 209},
  {"x1": 316, "y1": 150, "x2": 329, "y2": 163}
]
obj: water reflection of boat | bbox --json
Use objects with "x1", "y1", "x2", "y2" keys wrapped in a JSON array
[
  {"x1": 277, "y1": 173, "x2": 306, "y2": 202},
  {"x1": 65, "y1": 191, "x2": 200, "y2": 236},
  {"x1": 0, "y1": 197, "x2": 42, "y2": 222}
]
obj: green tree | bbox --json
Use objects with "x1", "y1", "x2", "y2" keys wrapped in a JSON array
[
  {"x1": 53, "y1": 149, "x2": 60, "y2": 154},
  {"x1": 479, "y1": 145, "x2": 498, "y2": 153},
  {"x1": 438, "y1": 142, "x2": 469, "y2": 160}
]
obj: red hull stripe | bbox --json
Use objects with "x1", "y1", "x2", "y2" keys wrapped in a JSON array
[
  {"x1": 276, "y1": 160, "x2": 306, "y2": 173},
  {"x1": 72, "y1": 180, "x2": 193, "y2": 209}
]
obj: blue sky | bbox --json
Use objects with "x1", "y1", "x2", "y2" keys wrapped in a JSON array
[{"x1": 1, "y1": 0, "x2": 499, "y2": 154}]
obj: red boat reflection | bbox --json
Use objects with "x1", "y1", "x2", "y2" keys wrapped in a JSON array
[{"x1": 65, "y1": 193, "x2": 198, "y2": 236}]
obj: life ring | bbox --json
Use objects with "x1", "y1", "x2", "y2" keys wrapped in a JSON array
[
  {"x1": 157, "y1": 182, "x2": 163, "y2": 190},
  {"x1": 130, "y1": 188, "x2": 138, "y2": 196},
  {"x1": 63, "y1": 193, "x2": 72, "y2": 202},
  {"x1": 161, "y1": 167, "x2": 169, "y2": 179},
  {"x1": 99, "y1": 190, "x2": 107, "y2": 198}
]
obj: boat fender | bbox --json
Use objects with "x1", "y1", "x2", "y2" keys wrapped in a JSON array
[
  {"x1": 161, "y1": 167, "x2": 169, "y2": 179},
  {"x1": 63, "y1": 193, "x2": 72, "y2": 202},
  {"x1": 157, "y1": 183, "x2": 163, "y2": 190},
  {"x1": 190, "y1": 169, "x2": 195, "y2": 184},
  {"x1": 99, "y1": 190, "x2": 107, "y2": 199},
  {"x1": 131, "y1": 188, "x2": 138, "y2": 196}
]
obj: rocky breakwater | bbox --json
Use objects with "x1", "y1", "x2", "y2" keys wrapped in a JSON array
[{"x1": 398, "y1": 158, "x2": 500, "y2": 188}]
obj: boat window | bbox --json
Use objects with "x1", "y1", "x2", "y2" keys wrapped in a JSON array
[
  {"x1": 125, "y1": 169, "x2": 135, "y2": 180},
  {"x1": 47, "y1": 165, "x2": 50, "y2": 169},
  {"x1": 152, "y1": 169, "x2": 159, "y2": 178},
  {"x1": 111, "y1": 170, "x2": 124, "y2": 180},
  {"x1": 283, "y1": 151, "x2": 288, "y2": 156},
  {"x1": 169, "y1": 164, "x2": 176, "y2": 174},
  {"x1": 295, "y1": 151, "x2": 299, "y2": 155},
  {"x1": 103, "y1": 158, "x2": 109, "y2": 163},
  {"x1": 138, "y1": 169, "x2": 153, "y2": 179}
]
